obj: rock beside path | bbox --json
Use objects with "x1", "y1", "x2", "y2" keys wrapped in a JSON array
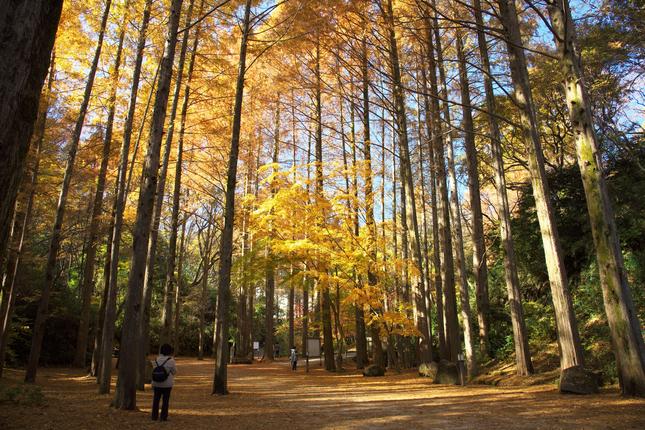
[
  {"x1": 559, "y1": 366, "x2": 599, "y2": 394},
  {"x1": 435, "y1": 360, "x2": 459, "y2": 385},
  {"x1": 363, "y1": 365, "x2": 385, "y2": 377}
]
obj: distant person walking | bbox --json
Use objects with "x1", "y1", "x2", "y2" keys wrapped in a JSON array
[
  {"x1": 290, "y1": 346, "x2": 298, "y2": 371},
  {"x1": 151, "y1": 343, "x2": 177, "y2": 422}
]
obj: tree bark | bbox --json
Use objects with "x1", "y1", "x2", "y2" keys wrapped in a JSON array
[
  {"x1": 25, "y1": 0, "x2": 111, "y2": 383},
  {"x1": 0, "y1": 0, "x2": 62, "y2": 279},
  {"x1": 422, "y1": 9, "x2": 459, "y2": 362},
  {"x1": 546, "y1": 0, "x2": 645, "y2": 395},
  {"x1": 456, "y1": 21, "x2": 490, "y2": 358},
  {"x1": 112, "y1": 0, "x2": 184, "y2": 408},
  {"x1": 212, "y1": 0, "x2": 252, "y2": 395},
  {"x1": 161, "y1": 0, "x2": 196, "y2": 345},
  {"x1": 74, "y1": 1, "x2": 129, "y2": 368},
  {"x1": 499, "y1": 0, "x2": 584, "y2": 375},
  {"x1": 0, "y1": 55, "x2": 55, "y2": 378}
]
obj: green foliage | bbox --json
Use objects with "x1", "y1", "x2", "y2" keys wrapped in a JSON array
[{"x1": 0, "y1": 383, "x2": 45, "y2": 406}]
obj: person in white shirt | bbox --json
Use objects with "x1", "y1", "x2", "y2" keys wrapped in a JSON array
[{"x1": 151, "y1": 343, "x2": 177, "y2": 421}]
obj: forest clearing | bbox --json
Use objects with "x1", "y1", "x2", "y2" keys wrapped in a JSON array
[
  {"x1": 2, "y1": 358, "x2": 645, "y2": 429},
  {"x1": 1, "y1": 0, "x2": 644, "y2": 428}
]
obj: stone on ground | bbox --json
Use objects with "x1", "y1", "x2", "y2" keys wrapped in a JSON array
[
  {"x1": 559, "y1": 365, "x2": 599, "y2": 394},
  {"x1": 363, "y1": 365, "x2": 385, "y2": 377},
  {"x1": 434, "y1": 359, "x2": 459, "y2": 385}
]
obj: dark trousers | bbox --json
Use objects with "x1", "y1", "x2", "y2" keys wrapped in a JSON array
[
  {"x1": 152, "y1": 387, "x2": 172, "y2": 421},
  {"x1": 291, "y1": 360, "x2": 297, "y2": 370}
]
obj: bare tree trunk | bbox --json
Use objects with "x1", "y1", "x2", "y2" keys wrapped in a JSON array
[
  {"x1": 546, "y1": 0, "x2": 645, "y2": 395},
  {"x1": 382, "y1": 0, "x2": 431, "y2": 364},
  {"x1": 455, "y1": 21, "x2": 490, "y2": 358},
  {"x1": 161, "y1": 0, "x2": 196, "y2": 345},
  {"x1": 421, "y1": 10, "x2": 459, "y2": 362},
  {"x1": 313, "y1": 39, "x2": 336, "y2": 373},
  {"x1": 0, "y1": 55, "x2": 55, "y2": 377},
  {"x1": 0, "y1": 0, "x2": 62, "y2": 278},
  {"x1": 74, "y1": 2, "x2": 129, "y2": 368},
  {"x1": 198, "y1": 209, "x2": 214, "y2": 360},
  {"x1": 499, "y1": 0, "x2": 584, "y2": 375},
  {"x1": 435, "y1": 24, "x2": 476, "y2": 375},
  {"x1": 112, "y1": 0, "x2": 184, "y2": 409},
  {"x1": 212, "y1": 0, "x2": 252, "y2": 395},
  {"x1": 25, "y1": 0, "x2": 111, "y2": 383},
  {"x1": 173, "y1": 211, "x2": 188, "y2": 351}
]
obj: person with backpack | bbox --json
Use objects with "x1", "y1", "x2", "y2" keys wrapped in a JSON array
[
  {"x1": 151, "y1": 343, "x2": 177, "y2": 421},
  {"x1": 290, "y1": 346, "x2": 297, "y2": 371}
]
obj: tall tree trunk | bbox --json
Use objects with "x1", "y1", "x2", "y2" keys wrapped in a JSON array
[
  {"x1": 0, "y1": 55, "x2": 55, "y2": 377},
  {"x1": 173, "y1": 210, "x2": 188, "y2": 351},
  {"x1": 434, "y1": 21, "x2": 476, "y2": 374},
  {"x1": 314, "y1": 39, "x2": 336, "y2": 373},
  {"x1": 74, "y1": 1, "x2": 129, "y2": 368},
  {"x1": 499, "y1": 0, "x2": 584, "y2": 375},
  {"x1": 382, "y1": 0, "x2": 431, "y2": 364},
  {"x1": 198, "y1": 211, "x2": 213, "y2": 360},
  {"x1": 94, "y1": 0, "x2": 152, "y2": 391},
  {"x1": 421, "y1": 10, "x2": 459, "y2": 362},
  {"x1": 264, "y1": 97, "x2": 281, "y2": 362},
  {"x1": 455, "y1": 22, "x2": 490, "y2": 358},
  {"x1": 0, "y1": 0, "x2": 62, "y2": 279},
  {"x1": 161, "y1": 0, "x2": 195, "y2": 345},
  {"x1": 471, "y1": 0, "x2": 527, "y2": 371},
  {"x1": 212, "y1": 0, "x2": 252, "y2": 395},
  {"x1": 25, "y1": 0, "x2": 111, "y2": 383},
  {"x1": 546, "y1": 0, "x2": 645, "y2": 396},
  {"x1": 112, "y1": 0, "x2": 184, "y2": 409}
]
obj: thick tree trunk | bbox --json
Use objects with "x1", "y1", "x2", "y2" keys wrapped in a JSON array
[
  {"x1": 212, "y1": 0, "x2": 252, "y2": 395},
  {"x1": 25, "y1": 0, "x2": 111, "y2": 383},
  {"x1": 456, "y1": 23, "x2": 490, "y2": 358},
  {"x1": 74, "y1": 2, "x2": 129, "y2": 368},
  {"x1": 112, "y1": 0, "x2": 184, "y2": 409},
  {"x1": 546, "y1": 0, "x2": 645, "y2": 396},
  {"x1": 0, "y1": 56, "x2": 55, "y2": 378},
  {"x1": 499, "y1": 0, "x2": 584, "y2": 375},
  {"x1": 0, "y1": 0, "x2": 62, "y2": 278}
]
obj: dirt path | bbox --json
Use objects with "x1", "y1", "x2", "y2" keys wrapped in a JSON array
[{"x1": 2, "y1": 358, "x2": 644, "y2": 429}]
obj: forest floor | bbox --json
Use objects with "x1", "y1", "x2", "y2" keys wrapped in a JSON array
[{"x1": 1, "y1": 357, "x2": 645, "y2": 429}]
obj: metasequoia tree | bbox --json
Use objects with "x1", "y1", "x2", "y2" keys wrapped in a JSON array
[
  {"x1": 0, "y1": 0, "x2": 63, "y2": 278},
  {"x1": 113, "y1": 0, "x2": 184, "y2": 408},
  {"x1": 212, "y1": 0, "x2": 252, "y2": 395},
  {"x1": 25, "y1": 0, "x2": 112, "y2": 383},
  {"x1": 498, "y1": 0, "x2": 585, "y2": 377},
  {"x1": 544, "y1": 0, "x2": 645, "y2": 396},
  {"x1": 74, "y1": 0, "x2": 130, "y2": 368}
]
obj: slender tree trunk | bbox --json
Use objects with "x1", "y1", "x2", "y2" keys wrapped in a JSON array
[
  {"x1": 313, "y1": 39, "x2": 336, "y2": 372},
  {"x1": 93, "y1": 0, "x2": 152, "y2": 390},
  {"x1": 0, "y1": 56, "x2": 55, "y2": 377},
  {"x1": 25, "y1": 0, "x2": 111, "y2": 383},
  {"x1": 546, "y1": 0, "x2": 645, "y2": 395},
  {"x1": 112, "y1": 0, "x2": 184, "y2": 409},
  {"x1": 0, "y1": 0, "x2": 62, "y2": 277},
  {"x1": 422, "y1": 10, "x2": 459, "y2": 362},
  {"x1": 456, "y1": 22, "x2": 490, "y2": 358},
  {"x1": 161, "y1": 0, "x2": 195, "y2": 345},
  {"x1": 499, "y1": 0, "x2": 585, "y2": 375},
  {"x1": 198, "y1": 215, "x2": 213, "y2": 360},
  {"x1": 74, "y1": 2, "x2": 129, "y2": 368},
  {"x1": 434, "y1": 23, "x2": 476, "y2": 374},
  {"x1": 173, "y1": 211, "x2": 188, "y2": 351},
  {"x1": 212, "y1": 0, "x2": 252, "y2": 395},
  {"x1": 382, "y1": 0, "x2": 431, "y2": 364}
]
